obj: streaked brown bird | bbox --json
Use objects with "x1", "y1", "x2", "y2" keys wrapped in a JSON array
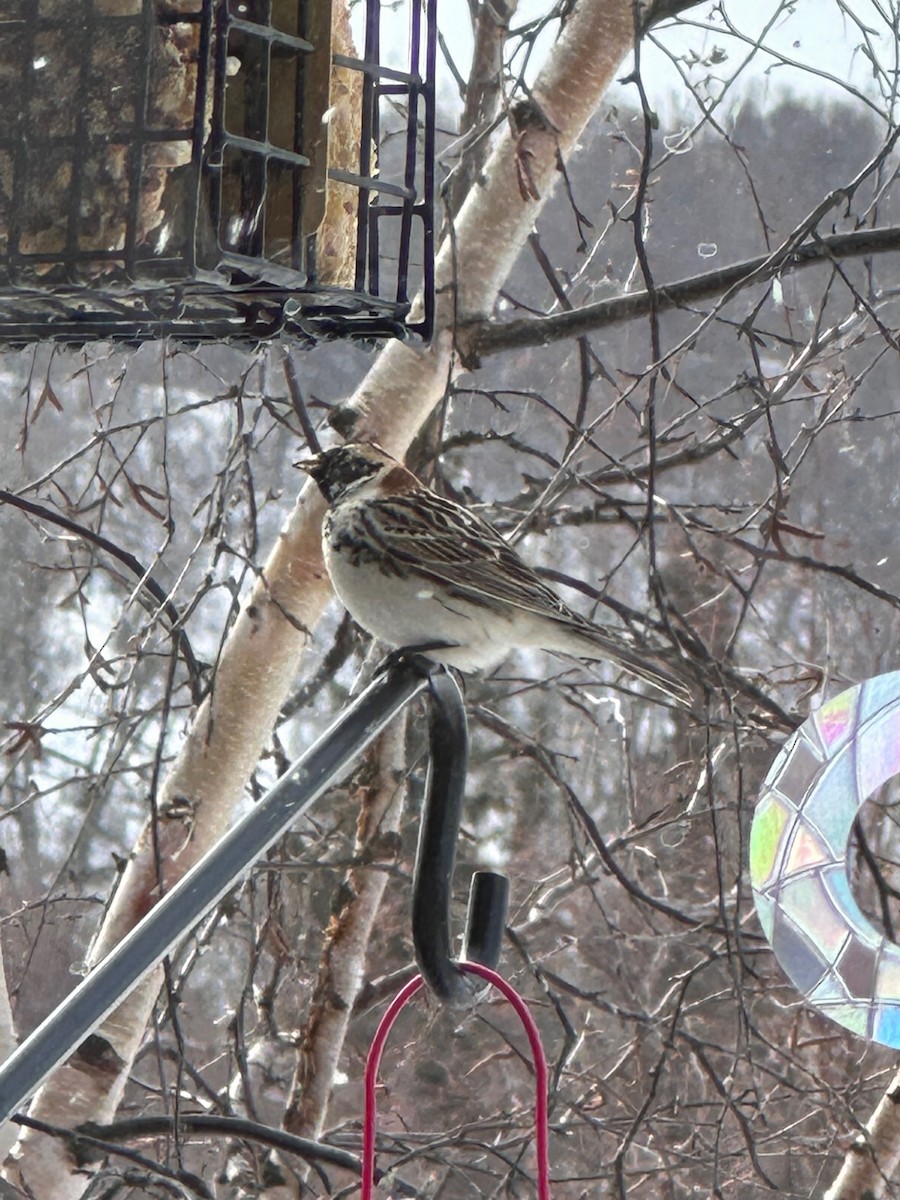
[{"x1": 298, "y1": 443, "x2": 690, "y2": 705}]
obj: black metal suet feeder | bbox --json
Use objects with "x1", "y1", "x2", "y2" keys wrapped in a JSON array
[{"x1": 0, "y1": 0, "x2": 436, "y2": 345}]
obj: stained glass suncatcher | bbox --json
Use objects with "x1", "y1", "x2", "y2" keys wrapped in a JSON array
[{"x1": 750, "y1": 671, "x2": 900, "y2": 1046}]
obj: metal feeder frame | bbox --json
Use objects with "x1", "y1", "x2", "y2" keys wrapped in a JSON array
[{"x1": 0, "y1": 0, "x2": 436, "y2": 345}]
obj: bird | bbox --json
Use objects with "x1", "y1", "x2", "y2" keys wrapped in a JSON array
[{"x1": 297, "y1": 442, "x2": 692, "y2": 706}]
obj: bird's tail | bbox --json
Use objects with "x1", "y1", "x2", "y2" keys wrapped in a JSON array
[{"x1": 548, "y1": 622, "x2": 694, "y2": 708}]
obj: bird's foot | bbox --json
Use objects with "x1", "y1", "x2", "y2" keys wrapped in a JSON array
[{"x1": 377, "y1": 643, "x2": 458, "y2": 680}]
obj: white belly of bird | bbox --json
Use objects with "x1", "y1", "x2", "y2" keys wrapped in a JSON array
[{"x1": 323, "y1": 541, "x2": 519, "y2": 671}]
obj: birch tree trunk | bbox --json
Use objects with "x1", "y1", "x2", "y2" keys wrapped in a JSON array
[
  {"x1": 284, "y1": 717, "x2": 408, "y2": 1142},
  {"x1": 1, "y1": 3, "x2": 635, "y2": 1194},
  {"x1": 824, "y1": 1067, "x2": 900, "y2": 1200}
]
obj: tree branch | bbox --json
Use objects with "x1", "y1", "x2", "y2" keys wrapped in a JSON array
[{"x1": 464, "y1": 225, "x2": 900, "y2": 360}]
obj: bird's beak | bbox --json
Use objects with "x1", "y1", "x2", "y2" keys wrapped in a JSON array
[{"x1": 293, "y1": 453, "x2": 322, "y2": 475}]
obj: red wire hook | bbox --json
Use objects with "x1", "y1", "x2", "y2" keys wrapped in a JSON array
[{"x1": 362, "y1": 962, "x2": 552, "y2": 1198}]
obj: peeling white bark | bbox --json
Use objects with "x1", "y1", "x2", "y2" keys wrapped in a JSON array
[{"x1": 824, "y1": 1067, "x2": 900, "y2": 1200}]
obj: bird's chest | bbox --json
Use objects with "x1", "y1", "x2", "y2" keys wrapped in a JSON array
[
  {"x1": 321, "y1": 503, "x2": 412, "y2": 615},
  {"x1": 320, "y1": 496, "x2": 518, "y2": 670},
  {"x1": 323, "y1": 505, "x2": 402, "y2": 574},
  {"x1": 321, "y1": 505, "x2": 441, "y2": 642}
]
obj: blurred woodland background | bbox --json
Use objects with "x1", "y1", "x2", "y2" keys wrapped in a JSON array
[{"x1": 3, "y1": 0, "x2": 900, "y2": 1196}]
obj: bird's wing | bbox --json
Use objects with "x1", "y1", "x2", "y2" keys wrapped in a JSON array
[
  {"x1": 361, "y1": 489, "x2": 591, "y2": 623},
  {"x1": 359, "y1": 489, "x2": 691, "y2": 704}
]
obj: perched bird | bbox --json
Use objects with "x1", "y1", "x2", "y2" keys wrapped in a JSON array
[{"x1": 298, "y1": 443, "x2": 691, "y2": 705}]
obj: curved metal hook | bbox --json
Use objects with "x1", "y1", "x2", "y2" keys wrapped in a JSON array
[{"x1": 412, "y1": 669, "x2": 509, "y2": 1000}]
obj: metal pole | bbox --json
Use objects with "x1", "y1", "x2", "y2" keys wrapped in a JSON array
[{"x1": 0, "y1": 661, "x2": 429, "y2": 1125}]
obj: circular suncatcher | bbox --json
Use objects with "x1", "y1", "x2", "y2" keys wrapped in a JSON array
[{"x1": 751, "y1": 671, "x2": 900, "y2": 1047}]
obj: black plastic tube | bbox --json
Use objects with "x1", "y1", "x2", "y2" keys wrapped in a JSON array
[{"x1": 412, "y1": 671, "x2": 508, "y2": 1000}]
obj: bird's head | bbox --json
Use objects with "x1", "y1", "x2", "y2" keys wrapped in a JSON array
[{"x1": 294, "y1": 442, "x2": 397, "y2": 505}]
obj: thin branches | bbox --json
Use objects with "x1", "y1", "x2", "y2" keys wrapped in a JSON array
[{"x1": 465, "y1": 225, "x2": 900, "y2": 358}]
